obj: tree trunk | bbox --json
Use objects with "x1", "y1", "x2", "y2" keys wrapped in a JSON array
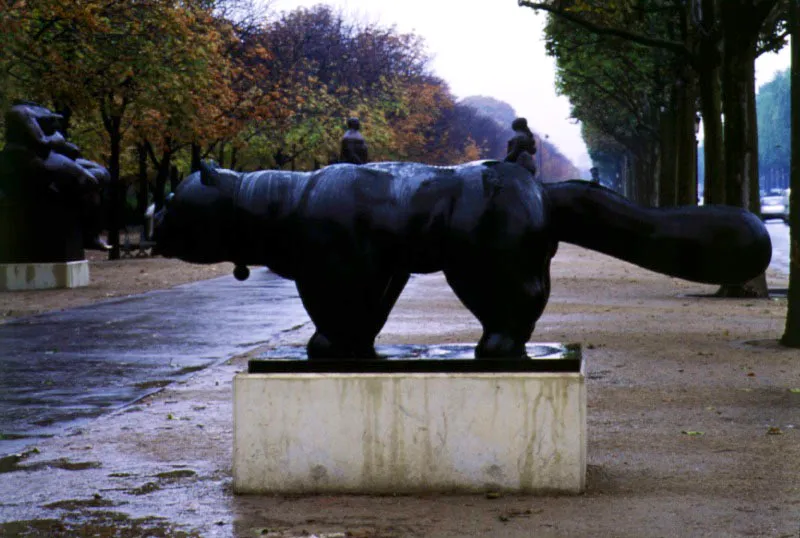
[
  {"x1": 646, "y1": 141, "x2": 659, "y2": 206},
  {"x1": 191, "y1": 143, "x2": 202, "y2": 173},
  {"x1": 712, "y1": 274, "x2": 768, "y2": 298},
  {"x1": 722, "y1": 52, "x2": 750, "y2": 207},
  {"x1": 627, "y1": 153, "x2": 639, "y2": 203},
  {"x1": 698, "y1": 69, "x2": 725, "y2": 204},
  {"x1": 659, "y1": 107, "x2": 677, "y2": 207},
  {"x1": 136, "y1": 143, "x2": 149, "y2": 221},
  {"x1": 782, "y1": 0, "x2": 800, "y2": 346},
  {"x1": 154, "y1": 150, "x2": 172, "y2": 210},
  {"x1": 107, "y1": 119, "x2": 122, "y2": 261},
  {"x1": 169, "y1": 165, "x2": 180, "y2": 193},
  {"x1": 623, "y1": 153, "x2": 632, "y2": 200},
  {"x1": 721, "y1": 14, "x2": 758, "y2": 210},
  {"x1": 746, "y1": 70, "x2": 761, "y2": 211},
  {"x1": 697, "y1": 0, "x2": 725, "y2": 205},
  {"x1": 631, "y1": 148, "x2": 655, "y2": 206},
  {"x1": 676, "y1": 72, "x2": 699, "y2": 206},
  {"x1": 217, "y1": 141, "x2": 226, "y2": 169},
  {"x1": 53, "y1": 103, "x2": 73, "y2": 138},
  {"x1": 716, "y1": 12, "x2": 767, "y2": 297},
  {"x1": 230, "y1": 146, "x2": 238, "y2": 171}
]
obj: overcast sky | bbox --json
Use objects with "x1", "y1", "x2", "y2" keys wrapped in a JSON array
[{"x1": 269, "y1": 0, "x2": 792, "y2": 169}]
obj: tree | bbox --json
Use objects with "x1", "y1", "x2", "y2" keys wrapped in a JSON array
[
  {"x1": 0, "y1": 0, "x2": 240, "y2": 258},
  {"x1": 522, "y1": 0, "x2": 700, "y2": 206},
  {"x1": 135, "y1": 13, "x2": 279, "y2": 207},
  {"x1": 544, "y1": 14, "x2": 670, "y2": 204},
  {"x1": 522, "y1": 0, "x2": 787, "y2": 296},
  {"x1": 757, "y1": 69, "x2": 791, "y2": 192},
  {"x1": 244, "y1": 5, "x2": 481, "y2": 168},
  {"x1": 782, "y1": 0, "x2": 800, "y2": 346}
]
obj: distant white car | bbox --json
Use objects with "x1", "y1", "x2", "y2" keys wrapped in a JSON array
[{"x1": 760, "y1": 189, "x2": 789, "y2": 224}]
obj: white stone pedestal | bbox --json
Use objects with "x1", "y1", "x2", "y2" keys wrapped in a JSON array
[
  {"x1": 233, "y1": 344, "x2": 586, "y2": 495},
  {"x1": 0, "y1": 260, "x2": 90, "y2": 291}
]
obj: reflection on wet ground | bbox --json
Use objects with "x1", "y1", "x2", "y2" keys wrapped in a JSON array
[{"x1": 256, "y1": 342, "x2": 569, "y2": 360}]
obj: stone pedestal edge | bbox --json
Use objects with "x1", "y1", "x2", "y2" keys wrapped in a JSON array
[{"x1": 0, "y1": 260, "x2": 90, "y2": 291}]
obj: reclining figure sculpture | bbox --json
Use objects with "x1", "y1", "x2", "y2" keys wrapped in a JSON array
[
  {"x1": 154, "y1": 160, "x2": 771, "y2": 360},
  {"x1": 0, "y1": 101, "x2": 109, "y2": 263}
]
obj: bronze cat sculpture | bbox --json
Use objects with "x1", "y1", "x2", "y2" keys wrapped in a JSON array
[{"x1": 154, "y1": 161, "x2": 771, "y2": 360}]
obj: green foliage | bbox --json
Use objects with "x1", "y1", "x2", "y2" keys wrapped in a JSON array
[
  {"x1": 756, "y1": 68, "x2": 791, "y2": 180},
  {"x1": 530, "y1": 0, "x2": 789, "y2": 209},
  {"x1": 544, "y1": 10, "x2": 671, "y2": 154}
]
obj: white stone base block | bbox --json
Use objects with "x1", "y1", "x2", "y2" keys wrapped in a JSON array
[
  {"x1": 233, "y1": 361, "x2": 586, "y2": 494},
  {"x1": 0, "y1": 260, "x2": 90, "y2": 291}
]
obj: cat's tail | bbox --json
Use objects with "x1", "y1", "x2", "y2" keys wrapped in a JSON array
[{"x1": 543, "y1": 180, "x2": 772, "y2": 285}]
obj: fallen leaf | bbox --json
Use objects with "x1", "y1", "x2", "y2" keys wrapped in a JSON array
[
  {"x1": 789, "y1": 388, "x2": 800, "y2": 393},
  {"x1": 681, "y1": 430, "x2": 704, "y2": 436},
  {"x1": 766, "y1": 427, "x2": 784, "y2": 435}
]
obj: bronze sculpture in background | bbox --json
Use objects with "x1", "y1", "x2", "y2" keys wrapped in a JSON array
[
  {"x1": 504, "y1": 117, "x2": 537, "y2": 176},
  {"x1": 0, "y1": 101, "x2": 110, "y2": 263},
  {"x1": 339, "y1": 117, "x2": 369, "y2": 165}
]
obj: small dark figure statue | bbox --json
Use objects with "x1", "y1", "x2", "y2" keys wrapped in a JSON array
[
  {"x1": 590, "y1": 167, "x2": 600, "y2": 184},
  {"x1": 339, "y1": 117, "x2": 369, "y2": 165},
  {"x1": 0, "y1": 101, "x2": 109, "y2": 262},
  {"x1": 154, "y1": 160, "x2": 771, "y2": 361},
  {"x1": 504, "y1": 117, "x2": 537, "y2": 176}
]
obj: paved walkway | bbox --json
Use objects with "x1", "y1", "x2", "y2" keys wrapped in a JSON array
[{"x1": 0, "y1": 269, "x2": 309, "y2": 456}]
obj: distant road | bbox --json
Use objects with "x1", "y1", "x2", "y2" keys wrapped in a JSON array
[{"x1": 766, "y1": 221, "x2": 789, "y2": 275}]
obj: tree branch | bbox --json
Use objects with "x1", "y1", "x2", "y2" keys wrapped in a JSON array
[{"x1": 518, "y1": 1, "x2": 690, "y2": 57}]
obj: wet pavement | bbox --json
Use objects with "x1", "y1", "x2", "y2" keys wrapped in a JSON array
[{"x1": 0, "y1": 269, "x2": 309, "y2": 456}]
